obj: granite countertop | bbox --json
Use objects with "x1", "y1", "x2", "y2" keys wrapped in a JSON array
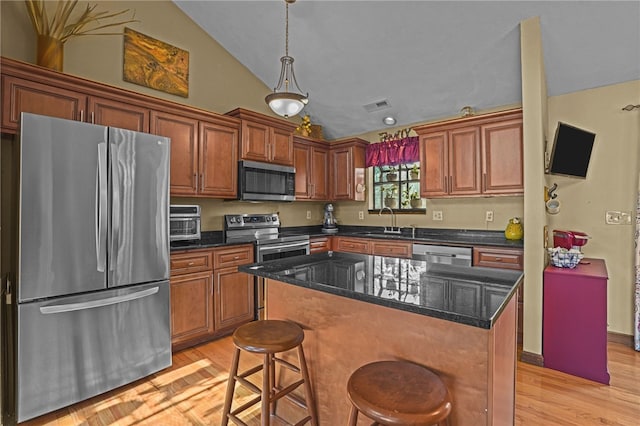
[
  {"x1": 240, "y1": 251, "x2": 523, "y2": 329},
  {"x1": 171, "y1": 226, "x2": 524, "y2": 252}
]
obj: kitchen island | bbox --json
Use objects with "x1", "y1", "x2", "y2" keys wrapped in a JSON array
[{"x1": 240, "y1": 251, "x2": 523, "y2": 425}]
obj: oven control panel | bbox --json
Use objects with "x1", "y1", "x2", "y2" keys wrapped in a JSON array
[{"x1": 225, "y1": 213, "x2": 280, "y2": 229}]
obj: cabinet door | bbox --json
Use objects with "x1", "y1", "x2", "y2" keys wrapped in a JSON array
[
  {"x1": 481, "y1": 119, "x2": 524, "y2": 194},
  {"x1": 331, "y1": 147, "x2": 353, "y2": 200},
  {"x1": 170, "y1": 271, "x2": 214, "y2": 348},
  {"x1": 294, "y1": 143, "x2": 311, "y2": 199},
  {"x1": 422, "y1": 277, "x2": 447, "y2": 310},
  {"x1": 420, "y1": 131, "x2": 449, "y2": 197},
  {"x1": 448, "y1": 127, "x2": 481, "y2": 195},
  {"x1": 370, "y1": 241, "x2": 412, "y2": 258},
  {"x1": 2, "y1": 75, "x2": 85, "y2": 131},
  {"x1": 200, "y1": 121, "x2": 238, "y2": 198},
  {"x1": 88, "y1": 96, "x2": 149, "y2": 132},
  {"x1": 214, "y1": 266, "x2": 255, "y2": 331},
  {"x1": 334, "y1": 237, "x2": 369, "y2": 254},
  {"x1": 270, "y1": 126, "x2": 294, "y2": 166},
  {"x1": 310, "y1": 237, "x2": 331, "y2": 254},
  {"x1": 449, "y1": 280, "x2": 481, "y2": 317},
  {"x1": 151, "y1": 111, "x2": 199, "y2": 196},
  {"x1": 311, "y1": 146, "x2": 329, "y2": 199},
  {"x1": 239, "y1": 120, "x2": 270, "y2": 162}
]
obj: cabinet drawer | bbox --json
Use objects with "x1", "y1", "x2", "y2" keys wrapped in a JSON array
[
  {"x1": 170, "y1": 250, "x2": 213, "y2": 276},
  {"x1": 310, "y1": 237, "x2": 331, "y2": 254},
  {"x1": 213, "y1": 244, "x2": 254, "y2": 269},
  {"x1": 335, "y1": 237, "x2": 369, "y2": 254},
  {"x1": 370, "y1": 241, "x2": 412, "y2": 258},
  {"x1": 473, "y1": 247, "x2": 523, "y2": 270}
]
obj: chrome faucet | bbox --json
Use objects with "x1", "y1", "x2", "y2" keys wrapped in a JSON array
[{"x1": 379, "y1": 207, "x2": 401, "y2": 234}]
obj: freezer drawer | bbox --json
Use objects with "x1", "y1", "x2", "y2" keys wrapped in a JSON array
[{"x1": 16, "y1": 281, "x2": 171, "y2": 422}]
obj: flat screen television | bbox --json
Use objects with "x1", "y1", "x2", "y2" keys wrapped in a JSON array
[{"x1": 547, "y1": 122, "x2": 595, "y2": 178}]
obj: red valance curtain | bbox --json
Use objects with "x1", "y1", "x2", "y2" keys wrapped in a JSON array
[{"x1": 365, "y1": 136, "x2": 420, "y2": 167}]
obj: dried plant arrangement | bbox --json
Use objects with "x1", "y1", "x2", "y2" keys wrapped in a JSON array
[{"x1": 24, "y1": 0, "x2": 138, "y2": 43}]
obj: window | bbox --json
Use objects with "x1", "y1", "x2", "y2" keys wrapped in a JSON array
[{"x1": 372, "y1": 162, "x2": 423, "y2": 211}]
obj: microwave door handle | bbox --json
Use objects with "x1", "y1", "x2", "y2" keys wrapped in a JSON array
[{"x1": 96, "y1": 142, "x2": 107, "y2": 272}]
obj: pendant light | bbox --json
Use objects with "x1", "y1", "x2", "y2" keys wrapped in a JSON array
[{"x1": 265, "y1": 0, "x2": 309, "y2": 118}]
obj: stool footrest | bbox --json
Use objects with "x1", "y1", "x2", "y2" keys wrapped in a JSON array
[
  {"x1": 226, "y1": 412, "x2": 249, "y2": 426},
  {"x1": 274, "y1": 356, "x2": 301, "y2": 374},
  {"x1": 274, "y1": 384, "x2": 308, "y2": 411},
  {"x1": 230, "y1": 395, "x2": 261, "y2": 417},
  {"x1": 292, "y1": 415, "x2": 313, "y2": 426},
  {"x1": 234, "y1": 375, "x2": 262, "y2": 395}
]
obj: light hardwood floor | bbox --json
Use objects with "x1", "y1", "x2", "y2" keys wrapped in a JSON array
[{"x1": 21, "y1": 337, "x2": 640, "y2": 425}]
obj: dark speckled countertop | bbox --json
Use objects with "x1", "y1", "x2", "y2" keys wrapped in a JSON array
[
  {"x1": 240, "y1": 251, "x2": 523, "y2": 329},
  {"x1": 171, "y1": 226, "x2": 523, "y2": 252}
]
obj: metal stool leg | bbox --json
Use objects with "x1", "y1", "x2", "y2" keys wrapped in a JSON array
[{"x1": 221, "y1": 348, "x2": 241, "y2": 426}]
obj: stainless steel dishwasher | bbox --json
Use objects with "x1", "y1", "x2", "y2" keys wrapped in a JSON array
[{"x1": 412, "y1": 244, "x2": 472, "y2": 266}]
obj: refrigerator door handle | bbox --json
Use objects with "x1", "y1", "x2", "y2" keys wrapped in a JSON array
[
  {"x1": 39, "y1": 286, "x2": 159, "y2": 314},
  {"x1": 109, "y1": 141, "x2": 120, "y2": 272},
  {"x1": 96, "y1": 142, "x2": 108, "y2": 272}
]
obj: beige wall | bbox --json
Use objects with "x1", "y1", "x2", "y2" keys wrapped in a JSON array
[
  {"x1": 0, "y1": 0, "x2": 273, "y2": 116},
  {"x1": 547, "y1": 80, "x2": 640, "y2": 336}
]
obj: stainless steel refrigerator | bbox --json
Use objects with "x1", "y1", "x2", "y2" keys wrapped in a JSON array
[{"x1": 8, "y1": 113, "x2": 172, "y2": 423}]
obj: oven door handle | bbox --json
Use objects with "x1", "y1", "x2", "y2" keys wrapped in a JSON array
[{"x1": 258, "y1": 241, "x2": 310, "y2": 255}]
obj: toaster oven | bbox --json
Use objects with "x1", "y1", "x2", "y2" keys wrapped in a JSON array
[{"x1": 170, "y1": 205, "x2": 201, "y2": 241}]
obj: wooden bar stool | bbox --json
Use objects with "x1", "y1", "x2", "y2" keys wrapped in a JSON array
[
  {"x1": 347, "y1": 361, "x2": 452, "y2": 426},
  {"x1": 221, "y1": 320, "x2": 318, "y2": 426}
]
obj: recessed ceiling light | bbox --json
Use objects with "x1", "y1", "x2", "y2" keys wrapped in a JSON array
[{"x1": 383, "y1": 116, "x2": 396, "y2": 126}]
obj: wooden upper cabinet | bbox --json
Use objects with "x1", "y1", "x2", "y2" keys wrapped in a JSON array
[
  {"x1": 239, "y1": 120, "x2": 270, "y2": 162},
  {"x1": 88, "y1": 96, "x2": 150, "y2": 132},
  {"x1": 151, "y1": 111, "x2": 199, "y2": 196},
  {"x1": 199, "y1": 120, "x2": 239, "y2": 198},
  {"x1": 329, "y1": 138, "x2": 367, "y2": 201},
  {"x1": 270, "y1": 126, "x2": 295, "y2": 165},
  {"x1": 294, "y1": 136, "x2": 329, "y2": 200},
  {"x1": 226, "y1": 108, "x2": 296, "y2": 166},
  {"x1": 420, "y1": 131, "x2": 448, "y2": 197},
  {"x1": 481, "y1": 119, "x2": 524, "y2": 194},
  {"x1": 448, "y1": 126, "x2": 481, "y2": 195},
  {"x1": 415, "y1": 109, "x2": 523, "y2": 198},
  {"x1": 2, "y1": 75, "x2": 86, "y2": 130}
]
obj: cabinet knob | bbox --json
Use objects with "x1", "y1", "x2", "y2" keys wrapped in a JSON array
[{"x1": 494, "y1": 257, "x2": 503, "y2": 262}]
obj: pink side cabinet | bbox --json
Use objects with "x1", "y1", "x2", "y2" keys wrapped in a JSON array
[{"x1": 543, "y1": 258, "x2": 610, "y2": 384}]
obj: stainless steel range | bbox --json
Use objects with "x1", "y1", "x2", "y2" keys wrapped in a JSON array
[{"x1": 224, "y1": 213, "x2": 310, "y2": 319}]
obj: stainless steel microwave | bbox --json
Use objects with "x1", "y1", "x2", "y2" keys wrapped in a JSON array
[
  {"x1": 169, "y1": 205, "x2": 201, "y2": 241},
  {"x1": 238, "y1": 160, "x2": 296, "y2": 202}
]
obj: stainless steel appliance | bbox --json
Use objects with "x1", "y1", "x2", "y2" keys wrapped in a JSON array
[
  {"x1": 412, "y1": 244, "x2": 472, "y2": 266},
  {"x1": 224, "y1": 213, "x2": 309, "y2": 319},
  {"x1": 322, "y1": 203, "x2": 338, "y2": 234},
  {"x1": 5, "y1": 113, "x2": 171, "y2": 423},
  {"x1": 237, "y1": 160, "x2": 296, "y2": 202},
  {"x1": 170, "y1": 204, "x2": 201, "y2": 241}
]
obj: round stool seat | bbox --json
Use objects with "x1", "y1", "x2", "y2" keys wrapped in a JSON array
[
  {"x1": 233, "y1": 319, "x2": 304, "y2": 354},
  {"x1": 347, "y1": 361, "x2": 452, "y2": 425}
]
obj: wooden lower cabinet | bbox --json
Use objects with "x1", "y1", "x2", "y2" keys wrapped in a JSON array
[
  {"x1": 309, "y1": 236, "x2": 331, "y2": 254},
  {"x1": 170, "y1": 244, "x2": 254, "y2": 351},
  {"x1": 214, "y1": 266, "x2": 255, "y2": 331},
  {"x1": 473, "y1": 245, "x2": 524, "y2": 345},
  {"x1": 370, "y1": 240, "x2": 412, "y2": 258},
  {"x1": 170, "y1": 270, "x2": 214, "y2": 350}
]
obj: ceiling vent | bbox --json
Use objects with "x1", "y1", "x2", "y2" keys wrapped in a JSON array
[{"x1": 363, "y1": 99, "x2": 391, "y2": 113}]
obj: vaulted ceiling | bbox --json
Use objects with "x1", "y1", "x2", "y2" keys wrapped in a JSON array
[{"x1": 174, "y1": 1, "x2": 640, "y2": 140}]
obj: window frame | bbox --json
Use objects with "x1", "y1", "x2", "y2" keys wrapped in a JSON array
[{"x1": 369, "y1": 162, "x2": 425, "y2": 213}]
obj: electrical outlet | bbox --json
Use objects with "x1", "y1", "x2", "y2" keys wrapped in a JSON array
[
  {"x1": 306, "y1": 210, "x2": 312, "y2": 220},
  {"x1": 433, "y1": 210, "x2": 443, "y2": 221},
  {"x1": 358, "y1": 211, "x2": 364, "y2": 220},
  {"x1": 605, "y1": 211, "x2": 621, "y2": 224},
  {"x1": 485, "y1": 211, "x2": 494, "y2": 222}
]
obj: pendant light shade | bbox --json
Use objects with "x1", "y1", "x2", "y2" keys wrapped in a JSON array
[{"x1": 265, "y1": 0, "x2": 308, "y2": 118}]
